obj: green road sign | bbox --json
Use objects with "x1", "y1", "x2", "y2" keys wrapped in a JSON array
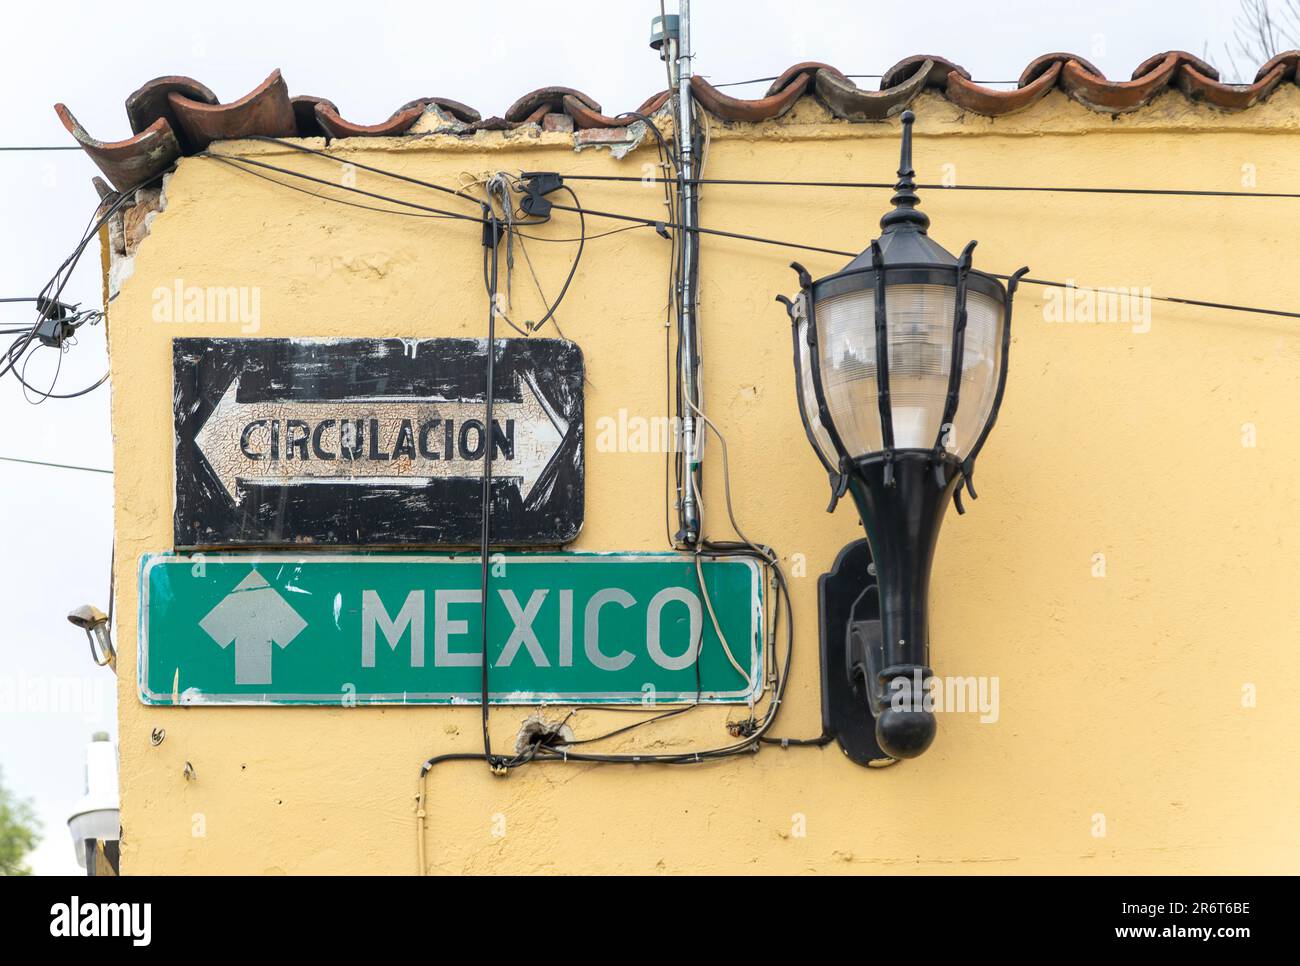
[{"x1": 138, "y1": 552, "x2": 764, "y2": 706}]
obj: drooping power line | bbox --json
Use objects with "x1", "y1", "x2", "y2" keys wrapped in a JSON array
[{"x1": 0, "y1": 454, "x2": 112, "y2": 474}]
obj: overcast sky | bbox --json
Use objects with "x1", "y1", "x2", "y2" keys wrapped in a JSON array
[{"x1": 0, "y1": 0, "x2": 1252, "y2": 874}]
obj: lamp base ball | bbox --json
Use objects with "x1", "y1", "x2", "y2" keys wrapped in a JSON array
[{"x1": 874, "y1": 706, "x2": 937, "y2": 759}]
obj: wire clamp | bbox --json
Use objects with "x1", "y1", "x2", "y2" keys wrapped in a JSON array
[
  {"x1": 481, "y1": 212, "x2": 503, "y2": 249},
  {"x1": 518, "y1": 171, "x2": 564, "y2": 221}
]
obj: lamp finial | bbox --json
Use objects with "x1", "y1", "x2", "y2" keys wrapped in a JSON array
[{"x1": 880, "y1": 110, "x2": 929, "y2": 234}]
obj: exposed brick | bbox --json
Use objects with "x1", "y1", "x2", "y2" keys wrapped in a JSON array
[
  {"x1": 575, "y1": 127, "x2": 637, "y2": 145},
  {"x1": 122, "y1": 187, "x2": 164, "y2": 255},
  {"x1": 542, "y1": 112, "x2": 574, "y2": 133}
]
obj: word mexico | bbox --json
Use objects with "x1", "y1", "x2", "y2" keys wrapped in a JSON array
[
  {"x1": 173, "y1": 337, "x2": 584, "y2": 547},
  {"x1": 138, "y1": 552, "x2": 764, "y2": 705}
]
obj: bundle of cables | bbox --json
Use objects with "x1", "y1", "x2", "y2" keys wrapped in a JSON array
[{"x1": 1, "y1": 183, "x2": 147, "y2": 402}]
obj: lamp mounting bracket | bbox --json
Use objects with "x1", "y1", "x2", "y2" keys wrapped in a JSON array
[{"x1": 818, "y1": 539, "x2": 894, "y2": 766}]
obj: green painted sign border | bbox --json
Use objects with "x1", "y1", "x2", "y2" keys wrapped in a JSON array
[{"x1": 137, "y1": 551, "x2": 765, "y2": 706}]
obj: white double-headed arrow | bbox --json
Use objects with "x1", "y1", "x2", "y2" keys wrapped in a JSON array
[{"x1": 194, "y1": 372, "x2": 569, "y2": 505}]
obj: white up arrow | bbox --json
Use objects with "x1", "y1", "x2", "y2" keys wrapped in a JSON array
[
  {"x1": 193, "y1": 372, "x2": 569, "y2": 505},
  {"x1": 198, "y1": 571, "x2": 307, "y2": 685}
]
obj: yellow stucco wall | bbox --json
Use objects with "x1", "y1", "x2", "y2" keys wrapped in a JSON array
[{"x1": 107, "y1": 88, "x2": 1300, "y2": 874}]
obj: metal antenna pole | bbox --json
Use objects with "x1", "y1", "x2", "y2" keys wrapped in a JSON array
[{"x1": 675, "y1": 0, "x2": 701, "y2": 545}]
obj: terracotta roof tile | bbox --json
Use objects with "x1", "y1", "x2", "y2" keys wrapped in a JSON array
[
  {"x1": 563, "y1": 90, "x2": 671, "y2": 129},
  {"x1": 879, "y1": 55, "x2": 970, "y2": 90},
  {"x1": 1019, "y1": 52, "x2": 1104, "y2": 86},
  {"x1": 505, "y1": 87, "x2": 600, "y2": 124},
  {"x1": 1181, "y1": 62, "x2": 1286, "y2": 109},
  {"x1": 290, "y1": 95, "x2": 340, "y2": 139},
  {"x1": 418, "y1": 97, "x2": 482, "y2": 125},
  {"x1": 124, "y1": 76, "x2": 218, "y2": 154},
  {"x1": 53, "y1": 104, "x2": 180, "y2": 192},
  {"x1": 57, "y1": 54, "x2": 1300, "y2": 189},
  {"x1": 314, "y1": 100, "x2": 426, "y2": 138},
  {"x1": 165, "y1": 69, "x2": 296, "y2": 151},
  {"x1": 1060, "y1": 53, "x2": 1177, "y2": 112},
  {"x1": 691, "y1": 71, "x2": 811, "y2": 121},
  {"x1": 1132, "y1": 49, "x2": 1217, "y2": 80},
  {"x1": 1256, "y1": 50, "x2": 1300, "y2": 82},
  {"x1": 764, "y1": 62, "x2": 845, "y2": 96},
  {"x1": 815, "y1": 58, "x2": 931, "y2": 120},
  {"x1": 947, "y1": 61, "x2": 1061, "y2": 116}
]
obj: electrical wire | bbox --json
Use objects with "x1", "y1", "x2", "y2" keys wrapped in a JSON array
[
  {"x1": 415, "y1": 743, "x2": 542, "y2": 874},
  {"x1": 13, "y1": 135, "x2": 1300, "y2": 199},
  {"x1": 534, "y1": 198, "x2": 1300, "y2": 322},
  {"x1": 13, "y1": 368, "x2": 110, "y2": 400},
  {"x1": 20, "y1": 340, "x2": 62, "y2": 405},
  {"x1": 663, "y1": 59, "x2": 708, "y2": 549},
  {"x1": 416, "y1": 157, "x2": 807, "y2": 852},
  {"x1": 552, "y1": 704, "x2": 699, "y2": 747},
  {"x1": 479, "y1": 208, "x2": 501, "y2": 771},
  {"x1": 545, "y1": 196, "x2": 859, "y2": 258},
  {"x1": 694, "y1": 550, "x2": 752, "y2": 690},
  {"x1": 510, "y1": 183, "x2": 584, "y2": 335},
  {"x1": 656, "y1": 128, "x2": 683, "y2": 550},
  {"x1": 704, "y1": 73, "x2": 1020, "y2": 90},
  {"x1": 246, "y1": 135, "x2": 485, "y2": 207},
  {"x1": 2, "y1": 183, "x2": 147, "y2": 399},
  {"x1": 204, "y1": 154, "x2": 459, "y2": 221},
  {"x1": 205, "y1": 144, "x2": 1300, "y2": 324},
  {"x1": 415, "y1": 541, "x2": 796, "y2": 873},
  {"x1": 510, "y1": 231, "x2": 568, "y2": 340},
  {"x1": 207, "y1": 153, "x2": 592, "y2": 339},
  {"x1": 996, "y1": 273, "x2": 1300, "y2": 322},
  {"x1": 421, "y1": 544, "x2": 793, "y2": 768},
  {"x1": 511, "y1": 221, "x2": 652, "y2": 244},
  {"x1": 417, "y1": 212, "x2": 806, "y2": 860},
  {"x1": 197, "y1": 152, "x2": 486, "y2": 225},
  {"x1": 547, "y1": 172, "x2": 1300, "y2": 201},
  {"x1": 0, "y1": 454, "x2": 112, "y2": 474},
  {"x1": 480, "y1": 175, "x2": 530, "y2": 337},
  {"x1": 497, "y1": 131, "x2": 728, "y2": 747},
  {"x1": 686, "y1": 399, "x2": 761, "y2": 556}
]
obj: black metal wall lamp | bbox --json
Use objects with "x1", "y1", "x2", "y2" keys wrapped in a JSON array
[{"x1": 778, "y1": 111, "x2": 1028, "y2": 765}]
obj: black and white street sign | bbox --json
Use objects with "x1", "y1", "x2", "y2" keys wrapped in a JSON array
[{"x1": 173, "y1": 338, "x2": 584, "y2": 547}]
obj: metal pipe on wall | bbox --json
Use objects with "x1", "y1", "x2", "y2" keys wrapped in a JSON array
[{"x1": 674, "y1": 0, "x2": 702, "y2": 545}]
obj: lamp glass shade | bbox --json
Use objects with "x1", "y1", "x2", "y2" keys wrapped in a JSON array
[
  {"x1": 814, "y1": 282, "x2": 1003, "y2": 459},
  {"x1": 794, "y1": 313, "x2": 838, "y2": 469}
]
